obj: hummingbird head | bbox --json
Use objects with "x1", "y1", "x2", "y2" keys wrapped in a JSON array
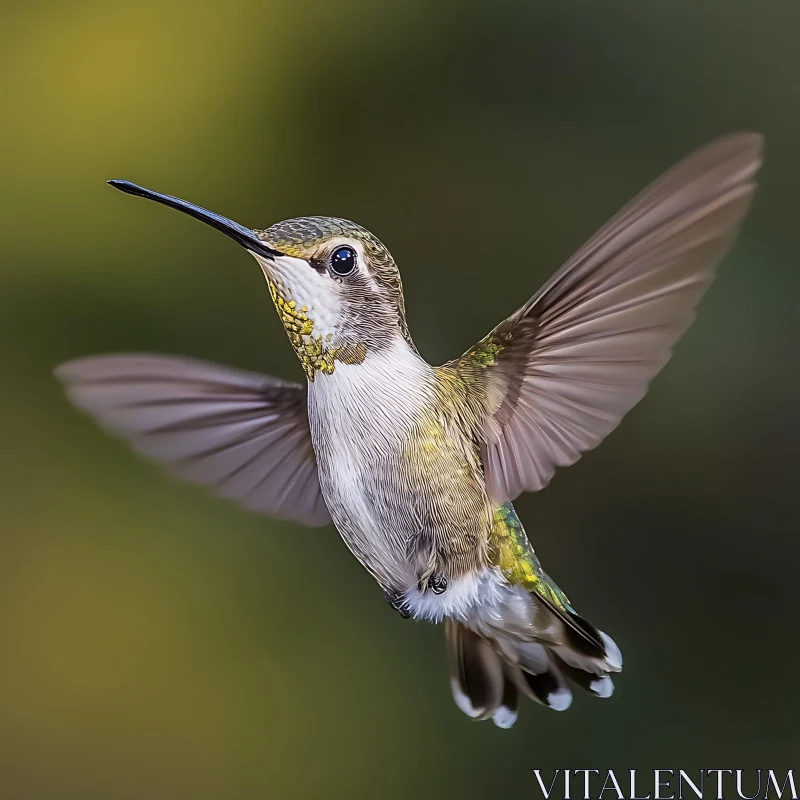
[{"x1": 107, "y1": 181, "x2": 414, "y2": 380}]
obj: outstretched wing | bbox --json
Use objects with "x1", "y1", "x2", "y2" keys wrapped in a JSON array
[
  {"x1": 445, "y1": 133, "x2": 763, "y2": 503},
  {"x1": 55, "y1": 354, "x2": 331, "y2": 527}
]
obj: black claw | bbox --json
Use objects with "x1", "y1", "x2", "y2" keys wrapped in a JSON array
[{"x1": 417, "y1": 573, "x2": 448, "y2": 595}]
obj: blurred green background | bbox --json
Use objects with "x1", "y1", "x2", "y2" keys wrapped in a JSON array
[{"x1": 1, "y1": 0, "x2": 798, "y2": 797}]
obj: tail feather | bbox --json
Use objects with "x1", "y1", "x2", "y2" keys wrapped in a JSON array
[
  {"x1": 557, "y1": 608, "x2": 608, "y2": 661},
  {"x1": 446, "y1": 621, "x2": 504, "y2": 720},
  {"x1": 512, "y1": 662, "x2": 573, "y2": 711},
  {"x1": 552, "y1": 653, "x2": 615, "y2": 699},
  {"x1": 445, "y1": 606, "x2": 621, "y2": 727},
  {"x1": 451, "y1": 501, "x2": 622, "y2": 725},
  {"x1": 491, "y1": 664, "x2": 520, "y2": 729}
]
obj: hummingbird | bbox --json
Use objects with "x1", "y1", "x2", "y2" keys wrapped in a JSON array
[{"x1": 56, "y1": 133, "x2": 762, "y2": 728}]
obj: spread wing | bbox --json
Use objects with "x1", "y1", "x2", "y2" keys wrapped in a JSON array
[
  {"x1": 55, "y1": 354, "x2": 331, "y2": 527},
  {"x1": 445, "y1": 133, "x2": 763, "y2": 503}
]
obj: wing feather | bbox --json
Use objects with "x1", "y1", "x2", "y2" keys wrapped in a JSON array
[
  {"x1": 55, "y1": 353, "x2": 331, "y2": 527},
  {"x1": 445, "y1": 133, "x2": 763, "y2": 502}
]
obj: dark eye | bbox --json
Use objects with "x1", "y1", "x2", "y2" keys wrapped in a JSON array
[{"x1": 329, "y1": 245, "x2": 357, "y2": 277}]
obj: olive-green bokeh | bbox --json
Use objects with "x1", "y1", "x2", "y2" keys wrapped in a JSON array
[{"x1": 1, "y1": 1, "x2": 798, "y2": 797}]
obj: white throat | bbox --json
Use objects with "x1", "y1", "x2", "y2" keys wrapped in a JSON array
[
  {"x1": 253, "y1": 252, "x2": 342, "y2": 340},
  {"x1": 309, "y1": 335, "x2": 431, "y2": 413}
]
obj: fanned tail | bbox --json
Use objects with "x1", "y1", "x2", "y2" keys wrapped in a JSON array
[
  {"x1": 447, "y1": 502, "x2": 622, "y2": 726},
  {"x1": 445, "y1": 601, "x2": 621, "y2": 728}
]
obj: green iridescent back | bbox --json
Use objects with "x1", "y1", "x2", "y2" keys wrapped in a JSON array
[{"x1": 489, "y1": 502, "x2": 573, "y2": 613}]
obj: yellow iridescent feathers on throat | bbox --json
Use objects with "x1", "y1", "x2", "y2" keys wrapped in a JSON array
[{"x1": 265, "y1": 277, "x2": 366, "y2": 381}]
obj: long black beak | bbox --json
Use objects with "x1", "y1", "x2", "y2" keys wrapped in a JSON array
[{"x1": 107, "y1": 180, "x2": 279, "y2": 260}]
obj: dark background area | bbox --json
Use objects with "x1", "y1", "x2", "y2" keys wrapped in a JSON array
[{"x1": 1, "y1": 1, "x2": 798, "y2": 797}]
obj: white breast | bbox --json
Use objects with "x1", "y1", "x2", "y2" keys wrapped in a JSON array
[{"x1": 306, "y1": 338, "x2": 434, "y2": 587}]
